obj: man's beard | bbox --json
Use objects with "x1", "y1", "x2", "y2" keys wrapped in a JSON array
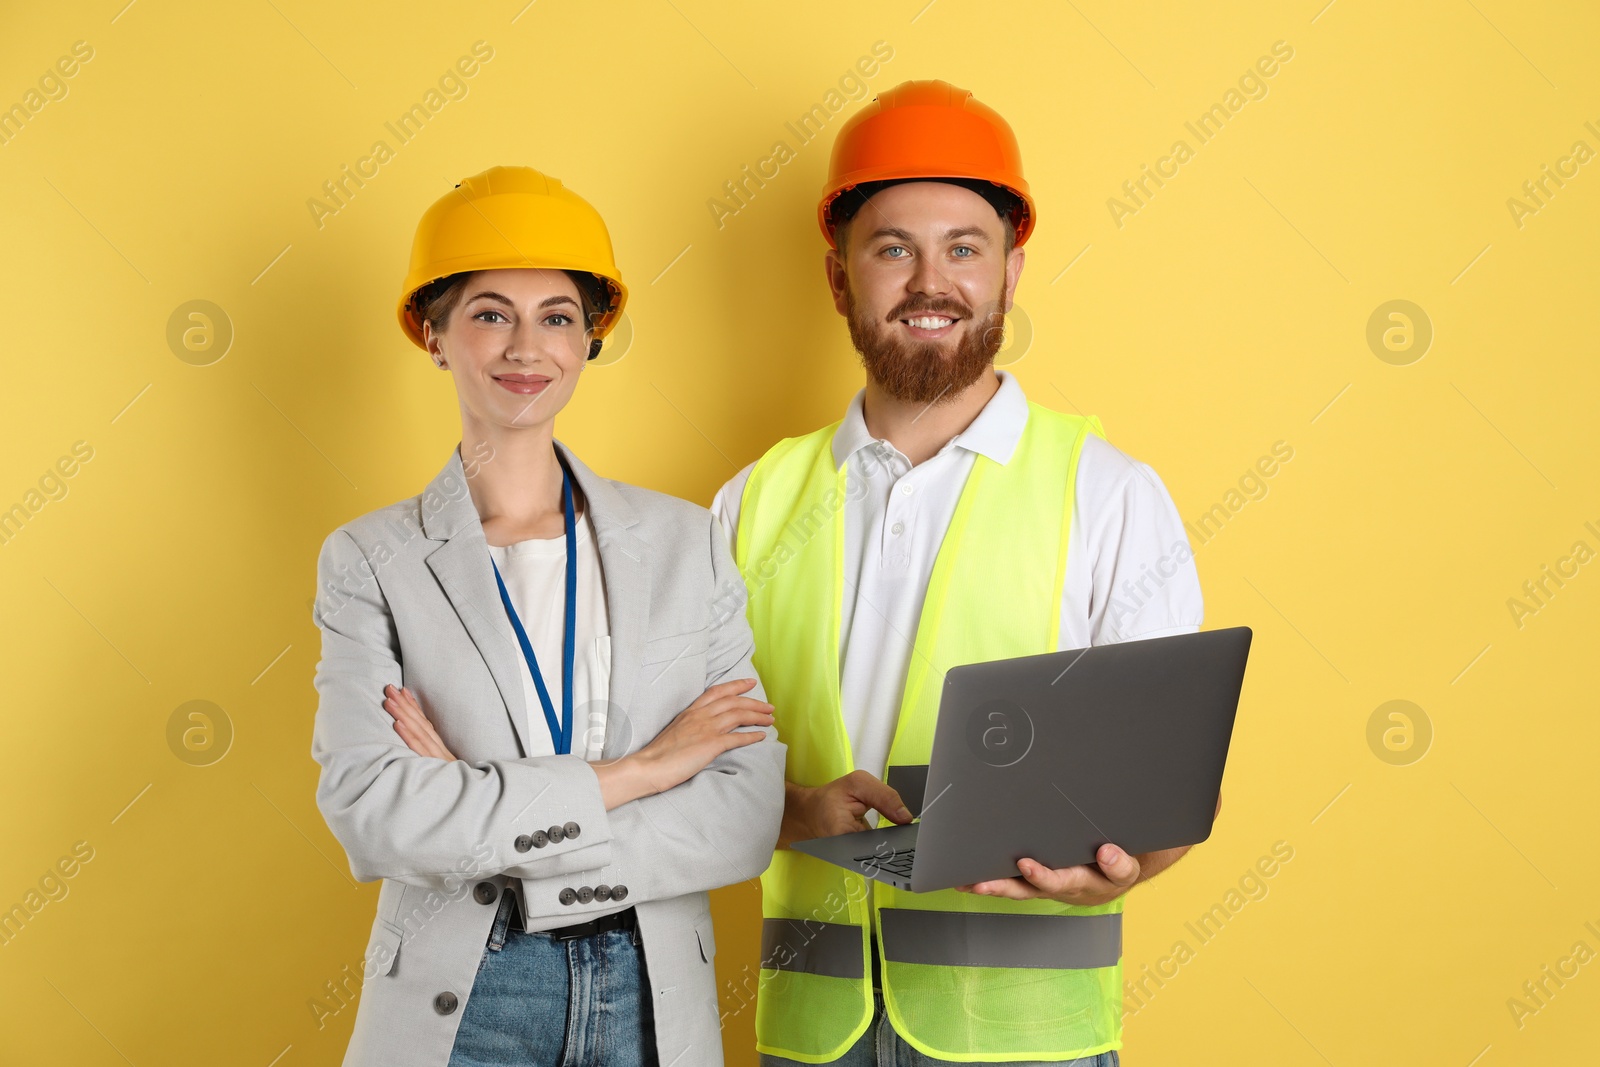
[{"x1": 846, "y1": 287, "x2": 1006, "y2": 405}]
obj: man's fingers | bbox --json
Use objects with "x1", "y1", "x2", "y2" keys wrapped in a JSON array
[
  {"x1": 1014, "y1": 858, "x2": 1118, "y2": 900},
  {"x1": 843, "y1": 785, "x2": 910, "y2": 823},
  {"x1": 1095, "y1": 844, "x2": 1141, "y2": 887},
  {"x1": 1015, "y1": 859, "x2": 1079, "y2": 896},
  {"x1": 960, "y1": 854, "x2": 1136, "y2": 905},
  {"x1": 963, "y1": 876, "x2": 1043, "y2": 900},
  {"x1": 846, "y1": 771, "x2": 913, "y2": 823}
]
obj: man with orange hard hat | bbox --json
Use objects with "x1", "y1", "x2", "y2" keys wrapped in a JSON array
[{"x1": 712, "y1": 80, "x2": 1206, "y2": 1065}]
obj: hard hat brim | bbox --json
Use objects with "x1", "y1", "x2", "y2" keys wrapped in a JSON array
[
  {"x1": 397, "y1": 167, "x2": 628, "y2": 351},
  {"x1": 398, "y1": 259, "x2": 627, "y2": 351},
  {"x1": 819, "y1": 170, "x2": 1035, "y2": 249}
]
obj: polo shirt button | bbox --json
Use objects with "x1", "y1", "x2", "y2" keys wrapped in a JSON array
[
  {"x1": 612, "y1": 885, "x2": 629, "y2": 901},
  {"x1": 563, "y1": 821, "x2": 580, "y2": 840},
  {"x1": 473, "y1": 881, "x2": 497, "y2": 905},
  {"x1": 548, "y1": 824, "x2": 566, "y2": 843},
  {"x1": 514, "y1": 834, "x2": 534, "y2": 853},
  {"x1": 559, "y1": 888, "x2": 578, "y2": 906},
  {"x1": 891, "y1": 522, "x2": 904, "y2": 536},
  {"x1": 595, "y1": 884, "x2": 613, "y2": 901},
  {"x1": 900, "y1": 483, "x2": 914, "y2": 495},
  {"x1": 576, "y1": 886, "x2": 594, "y2": 904},
  {"x1": 434, "y1": 991, "x2": 458, "y2": 1015}
]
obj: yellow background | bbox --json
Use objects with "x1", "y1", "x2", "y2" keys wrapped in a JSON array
[{"x1": 2, "y1": 1, "x2": 1596, "y2": 1063}]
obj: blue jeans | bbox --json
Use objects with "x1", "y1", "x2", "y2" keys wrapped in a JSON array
[
  {"x1": 447, "y1": 890, "x2": 658, "y2": 1066},
  {"x1": 759, "y1": 988, "x2": 1118, "y2": 1067}
]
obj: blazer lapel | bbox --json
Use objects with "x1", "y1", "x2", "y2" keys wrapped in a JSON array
[
  {"x1": 421, "y1": 446, "x2": 534, "y2": 758},
  {"x1": 555, "y1": 440, "x2": 652, "y2": 761},
  {"x1": 419, "y1": 440, "x2": 653, "y2": 763}
]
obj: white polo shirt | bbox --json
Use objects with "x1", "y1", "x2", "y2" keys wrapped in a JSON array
[{"x1": 711, "y1": 370, "x2": 1204, "y2": 781}]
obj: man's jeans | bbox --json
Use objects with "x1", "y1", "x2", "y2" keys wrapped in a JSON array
[
  {"x1": 758, "y1": 988, "x2": 1119, "y2": 1067},
  {"x1": 447, "y1": 890, "x2": 658, "y2": 1067}
]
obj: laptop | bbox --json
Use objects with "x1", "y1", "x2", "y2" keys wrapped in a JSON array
[{"x1": 792, "y1": 627, "x2": 1253, "y2": 893}]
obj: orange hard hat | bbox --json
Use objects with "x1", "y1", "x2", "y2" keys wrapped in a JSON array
[{"x1": 818, "y1": 79, "x2": 1034, "y2": 249}]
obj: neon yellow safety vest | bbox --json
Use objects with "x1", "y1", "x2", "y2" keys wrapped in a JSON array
[{"x1": 736, "y1": 402, "x2": 1122, "y2": 1064}]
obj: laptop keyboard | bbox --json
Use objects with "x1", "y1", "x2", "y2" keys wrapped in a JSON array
[{"x1": 856, "y1": 848, "x2": 915, "y2": 878}]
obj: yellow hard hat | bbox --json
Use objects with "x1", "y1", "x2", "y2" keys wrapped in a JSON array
[{"x1": 397, "y1": 166, "x2": 628, "y2": 359}]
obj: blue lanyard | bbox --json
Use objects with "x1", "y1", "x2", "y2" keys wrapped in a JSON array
[{"x1": 489, "y1": 456, "x2": 577, "y2": 756}]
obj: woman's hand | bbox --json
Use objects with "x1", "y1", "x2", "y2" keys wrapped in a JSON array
[
  {"x1": 592, "y1": 678, "x2": 774, "y2": 809},
  {"x1": 383, "y1": 683, "x2": 457, "y2": 761}
]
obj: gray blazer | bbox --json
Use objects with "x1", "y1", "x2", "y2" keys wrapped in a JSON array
[{"x1": 310, "y1": 440, "x2": 785, "y2": 1067}]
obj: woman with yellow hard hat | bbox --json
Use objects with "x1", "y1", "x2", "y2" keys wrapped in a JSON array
[{"x1": 309, "y1": 165, "x2": 786, "y2": 1067}]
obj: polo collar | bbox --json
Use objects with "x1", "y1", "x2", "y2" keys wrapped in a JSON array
[{"x1": 830, "y1": 370, "x2": 1030, "y2": 470}]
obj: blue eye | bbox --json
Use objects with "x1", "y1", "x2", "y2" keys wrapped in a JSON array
[
  {"x1": 953, "y1": 246, "x2": 975, "y2": 258},
  {"x1": 884, "y1": 246, "x2": 909, "y2": 259}
]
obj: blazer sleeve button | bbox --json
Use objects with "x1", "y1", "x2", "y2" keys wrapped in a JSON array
[
  {"x1": 558, "y1": 888, "x2": 578, "y2": 906},
  {"x1": 594, "y1": 884, "x2": 612, "y2": 901},
  {"x1": 434, "y1": 992, "x2": 459, "y2": 1015},
  {"x1": 514, "y1": 834, "x2": 534, "y2": 853},
  {"x1": 612, "y1": 884, "x2": 628, "y2": 901},
  {"x1": 532, "y1": 830, "x2": 550, "y2": 848},
  {"x1": 548, "y1": 824, "x2": 566, "y2": 843},
  {"x1": 563, "y1": 821, "x2": 580, "y2": 840},
  {"x1": 472, "y1": 882, "x2": 498, "y2": 905},
  {"x1": 576, "y1": 886, "x2": 594, "y2": 904}
]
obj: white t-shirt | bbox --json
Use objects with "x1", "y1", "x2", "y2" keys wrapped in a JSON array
[
  {"x1": 486, "y1": 509, "x2": 612, "y2": 761},
  {"x1": 711, "y1": 371, "x2": 1204, "y2": 783}
]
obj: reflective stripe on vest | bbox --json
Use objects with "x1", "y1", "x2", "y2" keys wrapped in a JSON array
[
  {"x1": 880, "y1": 909, "x2": 1123, "y2": 969},
  {"x1": 761, "y1": 919, "x2": 864, "y2": 979},
  {"x1": 738, "y1": 403, "x2": 1123, "y2": 1063},
  {"x1": 763, "y1": 910, "x2": 1123, "y2": 975}
]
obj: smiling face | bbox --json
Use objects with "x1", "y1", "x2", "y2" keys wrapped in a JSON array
[
  {"x1": 827, "y1": 181, "x2": 1025, "y2": 404},
  {"x1": 421, "y1": 268, "x2": 591, "y2": 435}
]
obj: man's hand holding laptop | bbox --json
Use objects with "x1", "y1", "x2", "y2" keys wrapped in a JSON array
[{"x1": 955, "y1": 793, "x2": 1222, "y2": 904}]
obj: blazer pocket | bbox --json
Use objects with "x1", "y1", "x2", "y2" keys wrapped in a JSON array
[
  {"x1": 364, "y1": 918, "x2": 404, "y2": 979},
  {"x1": 640, "y1": 627, "x2": 710, "y2": 666},
  {"x1": 695, "y1": 915, "x2": 717, "y2": 963}
]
